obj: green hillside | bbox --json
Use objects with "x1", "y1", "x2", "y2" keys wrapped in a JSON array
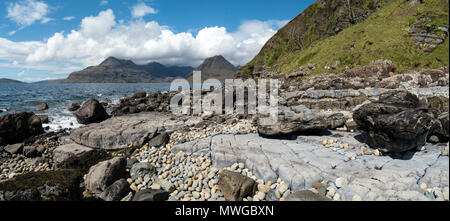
[{"x1": 238, "y1": 0, "x2": 449, "y2": 77}]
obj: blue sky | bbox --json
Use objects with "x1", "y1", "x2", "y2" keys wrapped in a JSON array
[{"x1": 0, "y1": 0, "x2": 315, "y2": 82}]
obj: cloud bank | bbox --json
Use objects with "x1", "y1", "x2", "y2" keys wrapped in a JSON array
[
  {"x1": 6, "y1": 0, "x2": 51, "y2": 28},
  {"x1": 0, "y1": 9, "x2": 287, "y2": 75}
]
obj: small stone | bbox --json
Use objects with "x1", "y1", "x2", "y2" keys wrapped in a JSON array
[
  {"x1": 312, "y1": 182, "x2": 322, "y2": 189},
  {"x1": 278, "y1": 184, "x2": 288, "y2": 195},
  {"x1": 255, "y1": 191, "x2": 266, "y2": 201},
  {"x1": 150, "y1": 184, "x2": 161, "y2": 190},
  {"x1": 443, "y1": 187, "x2": 449, "y2": 201},
  {"x1": 335, "y1": 177, "x2": 348, "y2": 188},
  {"x1": 322, "y1": 140, "x2": 328, "y2": 146},
  {"x1": 374, "y1": 149, "x2": 381, "y2": 156},
  {"x1": 258, "y1": 184, "x2": 270, "y2": 193},
  {"x1": 343, "y1": 143, "x2": 349, "y2": 150},
  {"x1": 326, "y1": 187, "x2": 335, "y2": 197},
  {"x1": 279, "y1": 197, "x2": 286, "y2": 201},
  {"x1": 328, "y1": 139, "x2": 334, "y2": 145},
  {"x1": 420, "y1": 183, "x2": 427, "y2": 191},
  {"x1": 238, "y1": 162, "x2": 245, "y2": 169},
  {"x1": 352, "y1": 195, "x2": 362, "y2": 201},
  {"x1": 333, "y1": 193, "x2": 341, "y2": 201}
]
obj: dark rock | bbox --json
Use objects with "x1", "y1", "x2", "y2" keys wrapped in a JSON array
[
  {"x1": 353, "y1": 91, "x2": 436, "y2": 152},
  {"x1": 258, "y1": 105, "x2": 347, "y2": 136},
  {"x1": 147, "y1": 132, "x2": 170, "y2": 148},
  {"x1": 23, "y1": 146, "x2": 37, "y2": 158},
  {"x1": 285, "y1": 190, "x2": 332, "y2": 201},
  {"x1": 36, "y1": 103, "x2": 49, "y2": 111},
  {"x1": 132, "y1": 189, "x2": 169, "y2": 201},
  {"x1": 132, "y1": 92, "x2": 147, "y2": 99},
  {"x1": 0, "y1": 112, "x2": 44, "y2": 146},
  {"x1": 84, "y1": 157, "x2": 127, "y2": 196},
  {"x1": 130, "y1": 162, "x2": 156, "y2": 180},
  {"x1": 68, "y1": 102, "x2": 81, "y2": 112},
  {"x1": 0, "y1": 170, "x2": 84, "y2": 201},
  {"x1": 4, "y1": 143, "x2": 24, "y2": 154},
  {"x1": 37, "y1": 115, "x2": 50, "y2": 124},
  {"x1": 74, "y1": 99, "x2": 109, "y2": 125},
  {"x1": 126, "y1": 158, "x2": 138, "y2": 169},
  {"x1": 99, "y1": 179, "x2": 130, "y2": 201},
  {"x1": 218, "y1": 170, "x2": 257, "y2": 201}
]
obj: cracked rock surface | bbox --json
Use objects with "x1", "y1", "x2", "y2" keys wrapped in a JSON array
[{"x1": 172, "y1": 131, "x2": 449, "y2": 201}]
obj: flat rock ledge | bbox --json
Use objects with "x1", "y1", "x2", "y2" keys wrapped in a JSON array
[
  {"x1": 172, "y1": 132, "x2": 449, "y2": 201},
  {"x1": 70, "y1": 112, "x2": 200, "y2": 150}
]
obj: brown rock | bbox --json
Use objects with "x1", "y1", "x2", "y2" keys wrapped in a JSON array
[{"x1": 218, "y1": 170, "x2": 257, "y2": 201}]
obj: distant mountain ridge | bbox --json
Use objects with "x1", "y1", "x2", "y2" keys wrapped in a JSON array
[
  {"x1": 65, "y1": 57, "x2": 194, "y2": 83},
  {"x1": 0, "y1": 78, "x2": 24, "y2": 83},
  {"x1": 187, "y1": 55, "x2": 237, "y2": 82}
]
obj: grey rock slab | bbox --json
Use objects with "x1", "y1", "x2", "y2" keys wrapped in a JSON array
[
  {"x1": 53, "y1": 143, "x2": 95, "y2": 164},
  {"x1": 70, "y1": 112, "x2": 197, "y2": 150}
]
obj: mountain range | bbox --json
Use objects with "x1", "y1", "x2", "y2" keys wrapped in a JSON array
[
  {"x1": 0, "y1": 78, "x2": 24, "y2": 83},
  {"x1": 64, "y1": 57, "x2": 194, "y2": 83}
]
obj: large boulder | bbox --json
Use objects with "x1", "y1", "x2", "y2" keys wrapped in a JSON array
[
  {"x1": 258, "y1": 105, "x2": 347, "y2": 136},
  {"x1": 218, "y1": 170, "x2": 257, "y2": 201},
  {"x1": 0, "y1": 112, "x2": 44, "y2": 146},
  {"x1": 84, "y1": 157, "x2": 127, "y2": 196},
  {"x1": 74, "y1": 99, "x2": 109, "y2": 125},
  {"x1": 353, "y1": 90, "x2": 436, "y2": 153}
]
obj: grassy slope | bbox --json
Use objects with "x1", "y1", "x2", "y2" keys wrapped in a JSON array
[{"x1": 240, "y1": 0, "x2": 449, "y2": 76}]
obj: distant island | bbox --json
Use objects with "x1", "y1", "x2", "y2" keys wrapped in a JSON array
[
  {"x1": 64, "y1": 57, "x2": 194, "y2": 83},
  {"x1": 0, "y1": 78, "x2": 24, "y2": 83}
]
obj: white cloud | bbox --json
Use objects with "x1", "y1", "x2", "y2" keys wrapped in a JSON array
[
  {"x1": 6, "y1": 0, "x2": 51, "y2": 28},
  {"x1": 17, "y1": 71, "x2": 26, "y2": 76},
  {"x1": 131, "y1": 3, "x2": 158, "y2": 18},
  {"x1": 63, "y1": 16, "x2": 75, "y2": 21},
  {"x1": 100, "y1": 0, "x2": 108, "y2": 6},
  {"x1": 0, "y1": 9, "x2": 286, "y2": 75}
]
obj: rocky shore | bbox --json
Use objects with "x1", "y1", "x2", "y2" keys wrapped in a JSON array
[{"x1": 0, "y1": 62, "x2": 449, "y2": 201}]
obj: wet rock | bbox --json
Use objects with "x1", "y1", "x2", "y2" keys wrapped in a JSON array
[
  {"x1": 132, "y1": 92, "x2": 147, "y2": 99},
  {"x1": 353, "y1": 91, "x2": 436, "y2": 152},
  {"x1": 36, "y1": 103, "x2": 49, "y2": 111},
  {"x1": 218, "y1": 170, "x2": 257, "y2": 201},
  {"x1": 84, "y1": 157, "x2": 127, "y2": 196},
  {"x1": 68, "y1": 102, "x2": 81, "y2": 112},
  {"x1": 132, "y1": 189, "x2": 169, "y2": 201},
  {"x1": 0, "y1": 112, "x2": 44, "y2": 146},
  {"x1": 37, "y1": 115, "x2": 50, "y2": 124},
  {"x1": 74, "y1": 99, "x2": 109, "y2": 125}
]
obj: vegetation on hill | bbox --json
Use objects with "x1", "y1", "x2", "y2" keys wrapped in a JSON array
[{"x1": 238, "y1": 0, "x2": 449, "y2": 77}]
